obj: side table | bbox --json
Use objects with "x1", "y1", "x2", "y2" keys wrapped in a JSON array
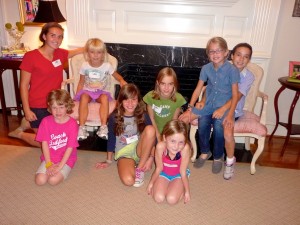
[
  {"x1": 0, "y1": 58, "x2": 23, "y2": 129},
  {"x1": 268, "y1": 76, "x2": 300, "y2": 156}
]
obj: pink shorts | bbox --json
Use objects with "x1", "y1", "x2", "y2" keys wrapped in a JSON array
[{"x1": 74, "y1": 89, "x2": 113, "y2": 102}]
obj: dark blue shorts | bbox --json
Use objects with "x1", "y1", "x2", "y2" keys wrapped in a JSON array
[{"x1": 30, "y1": 108, "x2": 51, "y2": 128}]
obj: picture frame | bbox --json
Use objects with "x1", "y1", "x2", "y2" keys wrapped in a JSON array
[
  {"x1": 289, "y1": 61, "x2": 300, "y2": 78},
  {"x1": 293, "y1": 0, "x2": 300, "y2": 17},
  {"x1": 18, "y1": 0, "x2": 43, "y2": 26}
]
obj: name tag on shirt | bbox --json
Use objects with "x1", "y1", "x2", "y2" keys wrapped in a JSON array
[
  {"x1": 52, "y1": 59, "x2": 62, "y2": 67},
  {"x1": 88, "y1": 71, "x2": 101, "y2": 79},
  {"x1": 152, "y1": 104, "x2": 162, "y2": 114},
  {"x1": 126, "y1": 135, "x2": 138, "y2": 144}
]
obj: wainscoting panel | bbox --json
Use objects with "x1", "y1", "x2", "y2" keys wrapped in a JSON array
[
  {"x1": 223, "y1": 16, "x2": 249, "y2": 39},
  {"x1": 124, "y1": 11, "x2": 214, "y2": 35},
  {"x1": 94, "y1": 9, "x2": 116, "y2": 32}
]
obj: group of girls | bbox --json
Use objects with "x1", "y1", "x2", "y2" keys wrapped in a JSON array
[
  {"x1": 9, "y1": 22, "x2": 254, "y2": 205},
  {"x1": 73, "y1": 36, "x2": 190, "y2": 204}
]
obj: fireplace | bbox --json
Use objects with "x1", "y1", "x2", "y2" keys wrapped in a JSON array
[{"x1": 106, "y1": 43, "x2": 209, "y2": 101}]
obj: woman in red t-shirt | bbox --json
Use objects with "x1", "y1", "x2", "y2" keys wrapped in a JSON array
[{"x1": 8, "y1": 22, "x2": 83, "y2": 147}]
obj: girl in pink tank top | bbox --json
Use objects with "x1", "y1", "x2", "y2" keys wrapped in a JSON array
[{"x1": 147, "y1": 120, "x2": 191, "y2": 205}]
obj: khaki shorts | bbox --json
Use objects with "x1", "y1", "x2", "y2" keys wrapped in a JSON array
[
  {"x1": 36, "y1": 161, "x2": 72, "y2": 180},
  {"x1": 115, "y1": 141, "x2": 139, "y2": 163}
]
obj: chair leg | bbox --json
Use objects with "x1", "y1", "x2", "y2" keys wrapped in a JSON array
[
  {"x1": 190, "y1": 126, "x2": 197, "y2": 162},
  {"x1": 250, "y1": 137, "x2": 265, "y2": 175},
  {"x1": 245, "y1": 137, "x2": 251, "y2": 150}
]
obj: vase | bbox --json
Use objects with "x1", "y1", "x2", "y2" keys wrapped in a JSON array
[{"x1": 7, "y1": 29, "x2": 25, "y2": 50}]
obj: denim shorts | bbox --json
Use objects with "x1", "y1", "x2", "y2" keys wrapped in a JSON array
[
  {"x1": 30, "y1": 108, "x2": 51, "y2": 128},
  {"x1": 159, "y1": 169, "x2": 190, "y2": 181}
]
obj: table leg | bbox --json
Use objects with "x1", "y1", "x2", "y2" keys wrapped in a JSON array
[
  {"x1": 269, "y1": 85, "x2": 286, "y2": 142},
  {"x1": 12, "y1": 70, "x2": 22, "y2": 117},
  {"x1": 0, "y1": 69, "x2": 8, "y2": 128},
  {"x1": 280, "y1": 91, "x2": 300, "y2": 156}
]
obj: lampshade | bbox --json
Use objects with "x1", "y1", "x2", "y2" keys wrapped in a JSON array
[{"x1": 33, "y1": 0, "x2": 66, "y2": 23}]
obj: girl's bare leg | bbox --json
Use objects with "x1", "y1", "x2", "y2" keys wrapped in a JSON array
[
  {"x1": 152, "y1": 176, "x2": 169, "y2": 203},
  {"x1": 19, "y1": 128, "x2": 40, "y2": 148},
  {"x1": 224, "y1": 125, "x2": 235, "y2": 158},
  {"x1": 78, "y1": 93, "x2": 91, "y2": 126},
  {"x1": 35, "y1": 173, "x2": 48, "y2": 186},
  {"x1": 165, "y1": 178, "x2": 184, "y2": 205},
  {"x1": 117, "y1": 158, "x2": 136, "y2": 186},
  {"x1": 35, "y1": 172, "x2": 64, "y2": 186},
  {"x1": 47, "y1": 173, "x2": 64, "y2": 186},
  {"x1": 96, "y1": 94, "x2": 109, "y2": 125},
  {"x1": 136, "y1": 125, "x2": 156, "y2": 169}
]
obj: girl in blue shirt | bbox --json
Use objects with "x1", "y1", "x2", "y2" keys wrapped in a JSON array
[{"x1": 179, "y1": 37, "x2": 240, "y2": 174}]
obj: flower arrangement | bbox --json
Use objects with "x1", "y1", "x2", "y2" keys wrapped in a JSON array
[{"x1": 4, "y1": 22, "x2": 25, "y2": 50}]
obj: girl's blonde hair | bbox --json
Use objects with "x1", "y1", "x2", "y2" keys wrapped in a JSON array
[
  {"x1": 152, "y1": 67, "x2": 178, "y2": 102},
  {"x1": 206, "y1": 36, "x2": 228, "y2": 56},
  {"x1": 47, "y1": 89, "x2": 75, "y2": 114},
  {"x1": 162, "y1": 119, "x2": 189, "y2": 144},
  {"x1": 114, "y1": 83, "x2": 146, "y2": 136},
  {"x1": 84, "y1": 38, "x2": 108, "y2": 63}
]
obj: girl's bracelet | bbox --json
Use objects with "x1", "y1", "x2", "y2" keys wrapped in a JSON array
[
  {"x1": 45, "y1": 161, "x2": 53, "y2": 169},
  {"x1": 105, "y1": 159, "x2": 113, "y2": 164},
  {"x1": 187, "y1": 104, "x2": 193, "y2": 112}
]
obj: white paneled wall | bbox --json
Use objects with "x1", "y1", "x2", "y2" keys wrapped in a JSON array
[
  {"x1": 66, "y1": 0, "x2": 281, "y2": 92},
  {"x1": 66, "y1": 0, "x2": 281, "y2": 52}
]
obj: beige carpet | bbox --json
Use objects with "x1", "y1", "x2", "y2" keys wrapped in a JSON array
[{"x1": 0, "y1": 145, "x2": 299, "y2": 225}]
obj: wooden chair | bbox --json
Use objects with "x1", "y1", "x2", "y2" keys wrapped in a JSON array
[
  {"x1": 189, "y1": 62, "x2": 268, "y2": 174},
  {"x1": 61, "y1": 53, "x2": 119, "y2": 129}
]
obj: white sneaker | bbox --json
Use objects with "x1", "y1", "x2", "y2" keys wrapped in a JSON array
[
  {"x1": 133, "y1": 168, "x2": 144, "y2": 187},
  {"x1": 78, "y1": 126, "x2": 89, "y2": 140},
  {"x1": 223, "y1": 157, "x2": 236, "y2": 180},
  {"x1": 97, "y1": 125, "x2": 108, "y2": 140}
]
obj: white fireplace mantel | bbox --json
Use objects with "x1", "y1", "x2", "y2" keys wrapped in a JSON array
[
  {"x1": 66, "y1": 0, "x2": 280, "y2": 53},
  {"x1": 66, "y1": 0, "x2": 281, "y2": 90}
]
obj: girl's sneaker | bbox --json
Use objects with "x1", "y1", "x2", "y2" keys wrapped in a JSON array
[
  {"x1": 97, "y1": 125, "x2": 108, "y2": 140},
  {"x1": 133, "y1": 168, "x2": 144, "y2": 187},
  {"x1": 223, "y1": 157, "x2": 236, "y2": 180},
  {"x1": 78, "y1": 126, "x2": 89, "y2": 140}
]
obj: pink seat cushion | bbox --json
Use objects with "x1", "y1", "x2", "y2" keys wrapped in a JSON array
[
  {"x1": 70, "y1": 100, "x2": 116, "y2": 124},
  {"x1": 190, "y1": 110, "x2": 267, "y2": 137},
  {"x1": 234, "y1": 110, "x2": 267, "y2": 137}
]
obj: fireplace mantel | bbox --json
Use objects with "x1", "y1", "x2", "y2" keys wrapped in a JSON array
[
  {"x1": 66, "y1": 0, "x2": 281, "y2": 90},
  {"x1": 111, "y1": 0, "x2": 240, "y2": 7},
  {"x1": 66, "y1": 0, "x2": 280, "y2": 54}
]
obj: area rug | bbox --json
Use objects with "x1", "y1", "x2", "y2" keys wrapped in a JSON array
[{"x1": 0, "y1": 145, "x2": 299, "y2": 225}]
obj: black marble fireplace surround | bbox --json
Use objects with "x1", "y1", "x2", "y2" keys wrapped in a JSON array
[{"x1": 106, "y1": 43, "x2": 209, "y2": 101}]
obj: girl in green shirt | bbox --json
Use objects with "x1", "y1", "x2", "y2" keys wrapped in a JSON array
[{"x1": 143, "y1": 67, "x2": 186, "y2": 141}]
